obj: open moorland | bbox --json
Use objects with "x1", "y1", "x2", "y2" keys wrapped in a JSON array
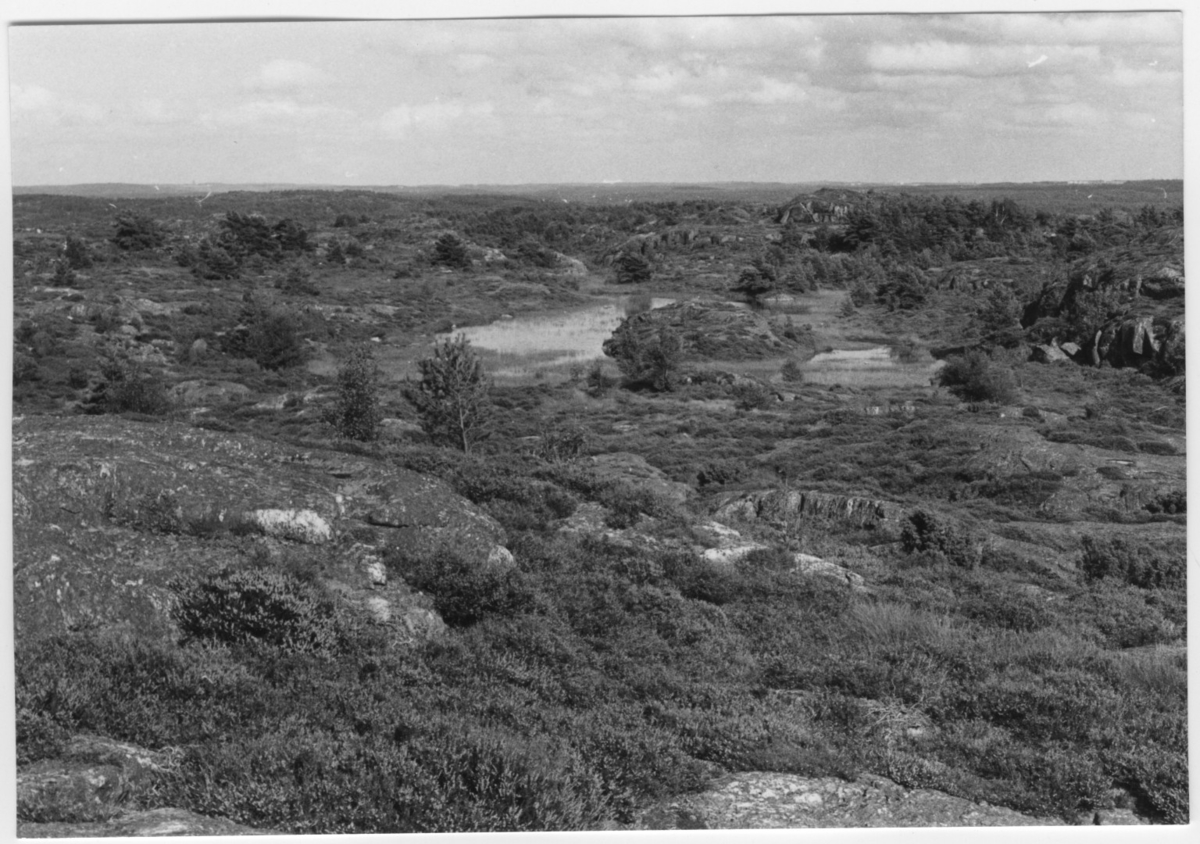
[{"x1": 12, "y1": 182, "x2": 1186, "y2": 833}]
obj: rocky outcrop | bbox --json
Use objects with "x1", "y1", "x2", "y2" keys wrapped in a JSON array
[
  {"x1": 13, "y1": 415, "x2": 506, "y2": 642},
  {"x1": 169, "y1": 380, "x2": 251, "y2": 407},
  {"x1": 634, "y1": 771, "x2": 1069, "y2": 829},
  {"x1": 587, "y1": 452, "x2": 694, "y2": 506},
  {"x1": 16, "y1": 733, "x2": 272, "y2": 835},
  {"x1": 1094, "y1": 314, "x2": 1183, "y2": 371},
  {"x1": 1030, "y1": 343, "x2": 1072, "y2": 365},
  {"x1": 604, "y1": 301, "x2": 801, "y2": 361},
  {"x1": 714, "y1": 489, "x2": 900, "y2": 530},
  {"x1": 19, "y1": 808, "x2": 270, "y2": 837}
]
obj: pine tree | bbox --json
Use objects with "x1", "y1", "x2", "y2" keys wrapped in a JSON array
[{"x1": 405, "y1": 335, "x2": 491, "y2": 453}]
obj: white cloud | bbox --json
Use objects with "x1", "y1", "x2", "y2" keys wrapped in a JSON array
[
  {"x1": 379, "y1": 100, "x2": 493, "y2": 138},
  {"x1": 630, "y1": 64, "x2": 689, "y2": 95},
  {"x1": 742, "y1": 77, "x2": 809, "y2": 105},
  {"x1": 201, "y1": 99, "x2": 349, "y2": 127},
  {"x1": 453, "y1": 53, "x2": 494, "y2": 73},
  {"x1": 10, "y1": 83, "x2": 104, "y2": 122},
  {"x1": 246, "y1": 59, "x2": 326, "y2": 91}
]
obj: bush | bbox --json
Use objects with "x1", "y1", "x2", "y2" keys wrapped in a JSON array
[
  {"x1": 111, "y1": 212, "x2": 166, "y2": 250},
  {"x1": 389, "y1": 546, "x2": 534, "y2": 627},
  {"x1": 222, "y1": 300, "x2": 307, "y2": 370},
  {"x1": 900, "y1": 510, "x2": 980, "y2": 569},
  {"x1": 83, "y1": 356, "x2": 173, "y2": 416},
  {"x1": 604, "y1": 325, "x2": 683, "y2": 392},
  {"x1": 192, "y1": 237, "x2": 241, "y2": 280},
  {"x1": 172, "y1": 567, "x2": 344, "y2": 654},
  {"x1": 780, "y1": 359, "x2": 805, "y2": 383},
  {"x1": 937, "y1": 351, "x2": 1018, "y2": 404},
  {"x1": 405, "y1": 335, "x2": 492, "y2": 453},
  {"x1": 1078, "y1": 536, "x2": 1184, "y2": 589},
  {"x1": 275, "y1": 265, "x2": 319, "y2": 296},
  {"x1": 584, "y1": 361, "x2": 617, "y2": 397},
  {"x1": 731, "y1": 380, "x2": 774, "y2": 411},
  {"x1": 323, "y1": 345, "x2": 382, "y2": 441},
  {"x1": 537, "y1": 423, "x2": 588, "y2": 463}
]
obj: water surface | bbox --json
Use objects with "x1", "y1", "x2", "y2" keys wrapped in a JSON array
[
  {"x1": 803, "y1": 346, "x2": 944, "y2": 388},
  {"x1": 443, "y1": 297, "x2": 674, "y2": 375}
]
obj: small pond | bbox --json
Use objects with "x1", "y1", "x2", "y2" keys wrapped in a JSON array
[
  {"x1": 803, "y1": 346, "x2": 944, "y2": 388},
  {"x1": 440, "y1": 297, "x2": 674, "y2": 377}
]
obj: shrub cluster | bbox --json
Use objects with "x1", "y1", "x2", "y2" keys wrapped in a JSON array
[
  {"x1": 388, "y1": 545, "x2": 534, "y2": 627},
  {"x1": 900, "y1": 510, "x2": 980, "y2": 569},
  {"x1": 937, "y1": 351, "x2": 1018, "y2": 404},
  {"x1": 172, "y1": 566, "x2": 344, "y2": 655},
  {"x1": 1078, "y1": 535, "x2": 1184, "y2": 589}
]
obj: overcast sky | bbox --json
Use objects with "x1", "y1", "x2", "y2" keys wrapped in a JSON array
[{"x1": 7, "y1": 9, "x2": 1184, "y2": 186}]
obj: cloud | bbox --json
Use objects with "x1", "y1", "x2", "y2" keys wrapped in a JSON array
[
  {"x1": 10, "y1": 83, "x2": 104, "y2": 123},
  {"x1": 742, "y1": 77, "x2": 809, "y2": 105},
  {"x1": 379, "y1": 100, "x2": 493, "y2": 138},
  {"x1": 201, "y1": 99, "x2": 350, "y2": 127},
  {"x1": 629, "y1": 64, "x2": 689, "y2": 95},
  {"x1": 453, "y1": 53, "x2": 494, "y2": 73},
  {"x1": 246, "y1": 59, "x2": 326, "y2": 91}
]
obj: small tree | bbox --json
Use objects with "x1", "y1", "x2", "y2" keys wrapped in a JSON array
[
  {"x1": 433, "y1": 233, "x2": 471, "y2": 269},
  {"x1": 405, "y1": 335, "x2": 491, "y2": 453},
  {"x1": 733, "y1": 263, "x2": 777, "y2": 306},
  {"x1": 64, "y1": 235, "x2": 93, "y2": 269},
  {"x1": 323, "y1": 345, "x2": 383, "y2": 441},
  {"x1": 112, "y1": 212, "x2": 167, "y2": 251},
  {"x1": 604, "y1": 325, "x2": 684, "y2": 392},
  {"x1": 937, "y1": 350, "x2": 1017, "y2": 404},
  {"x1": 972, "y1": 285, "x2": 1025, "y2": 349}
]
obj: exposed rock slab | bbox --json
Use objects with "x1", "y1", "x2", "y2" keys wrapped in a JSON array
[
  {"x1": 714, "y1": 489, "x2": 900, "y2": 529},
  {"x1": 635, "y1": 771, "x2": 1067, "y2": 829},
  {"x1": 18, "y1": 808, "x2": 271, "y2": 837},
  {"x1": 13, "y1": 415, "x2": 504, "y2": 641}
]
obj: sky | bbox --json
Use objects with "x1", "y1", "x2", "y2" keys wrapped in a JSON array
[{"x1": 5, "y1": 4, "x2": 1186, "y2": 186}]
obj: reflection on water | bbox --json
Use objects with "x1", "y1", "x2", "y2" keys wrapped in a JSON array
[
  {"x1": 442, "y1": 297, "x2": 674, "y2": 374},
  {"x1": 804, "y1": 346, "x2": 944, "y2": 388}
]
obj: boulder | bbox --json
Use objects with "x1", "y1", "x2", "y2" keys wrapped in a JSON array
[
  {"x1": 792, "y1": 553, "x2": 866, "y2": 591},
  {"x1": 245, "y1": 508, "x2": 332, "y2": 544},
  {"x1": 18, "y1": 735, "x2": 181, "y2": 826},
  {"x1": 1030, "y1": 343, "x2": 1071, "y2": 365},
  {"x1": 169, "y1": 380, "x2": 251, "y2": 407}
]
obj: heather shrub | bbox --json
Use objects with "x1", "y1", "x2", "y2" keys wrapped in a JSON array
[
  {"x1": 83, "y1": 356, "x2": 173, "y2": 416},
  {"x1": 171, "y1": 567, "x2": 344, "y2": 655},
  {"x1": 389, "y1": 546, "x2": 534, "y2": 627},
  {"x1": 900, "y1": 510, "x2": 980, "y2": 569},
  {"x1": 1078, "y1": 535, "x2": 1184, "y2": 589}
]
